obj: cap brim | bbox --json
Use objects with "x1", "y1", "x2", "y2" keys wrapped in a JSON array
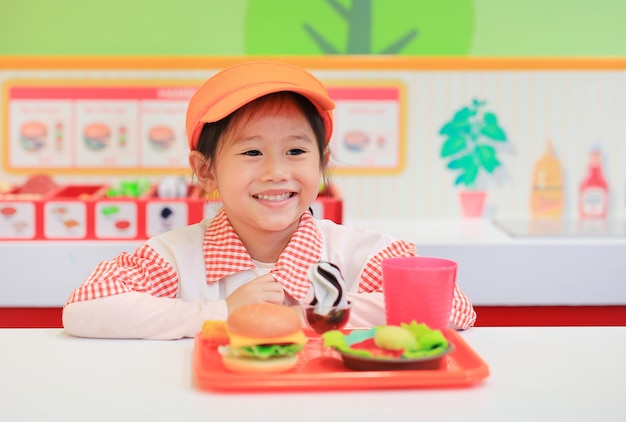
[
  {"x1": 186, "y1": 61, "x2": 335, "y2": 150},
  {"x1": 200, "y1": 82, "x2": 334, "y2": 125}
]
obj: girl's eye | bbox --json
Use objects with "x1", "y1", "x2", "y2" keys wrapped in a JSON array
[
  {"x1": 287, "y1": 148, "x2": 306, "y2": 156},
  {"x1": 242, "y1": 150, "x2": 262, "y2": 157}
]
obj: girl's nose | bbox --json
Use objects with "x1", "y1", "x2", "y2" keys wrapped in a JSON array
[{"x1": 260, "y1": 154, "x2": 289, "y2": 182}]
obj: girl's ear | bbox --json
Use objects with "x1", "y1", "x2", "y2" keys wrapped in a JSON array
[
  {"x1": 323, "y1": 147, "x2": 331, "y2": 167},
  {"x1": 189, "y1": 151, "x2": 218, "y2": 193}
]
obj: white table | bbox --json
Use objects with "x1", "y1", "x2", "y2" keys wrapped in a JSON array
[{"x1": 1, "y1": 327, "x2": 624, "y2": 421}]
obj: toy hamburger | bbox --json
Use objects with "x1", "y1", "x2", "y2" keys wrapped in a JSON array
[
  {"x1": 20, "y1": 121, "x2": 47, "y2": 152},
  {"x1": 204, "y1": 303, "x2": 307, "y2": 374},
  {"x1": 148, "y1": 125, "x2": 175, "y2": 149},
  {"x1": 83, "y1": 123, "x2": 110, "y2": 150}
]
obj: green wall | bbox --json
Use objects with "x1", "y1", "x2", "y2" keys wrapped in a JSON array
[{"x1": 2, "y1": 0, "x2": 626, "y2": 56}]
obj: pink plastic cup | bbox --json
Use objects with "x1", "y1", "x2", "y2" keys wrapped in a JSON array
[{"x1": 382, "y1": 257, "x2": 457, "y2": 331}]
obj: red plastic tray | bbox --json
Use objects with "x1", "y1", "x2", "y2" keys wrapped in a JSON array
[{"x1": 192, "y1": 328, "x2": 489, "y2": 392}]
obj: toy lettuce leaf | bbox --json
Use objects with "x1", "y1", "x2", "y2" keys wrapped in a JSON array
[
  {"x1": 219, "y1": 343, "x2": 304, "y2": 360},
  {"x1": 322, "y1": 322, "x2": 449, "y2": 360}
]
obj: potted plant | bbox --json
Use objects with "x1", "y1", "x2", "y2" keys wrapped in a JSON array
[{"x1": 439, "y1": 98, "x2": 510, "y2": 217}]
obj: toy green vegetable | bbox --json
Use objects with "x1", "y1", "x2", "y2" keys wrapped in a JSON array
[{"x1": 323, "y1": 321, "x2": 449, "y2": 360}]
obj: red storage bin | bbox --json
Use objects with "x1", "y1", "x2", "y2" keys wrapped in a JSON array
[
  {"x1": 43, "y1": 185, "x2": 106, "y2": 240},
  {"x1": 93, "y1": 186, "x2": 152, "y2": 240},
  {"x1": 144, "y1": 185, "x2": 205, "y2": 237},
  {"x1": 0, "y1": 187, "x2": 51, "y2": 240}
]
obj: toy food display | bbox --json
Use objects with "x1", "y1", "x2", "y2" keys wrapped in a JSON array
[
  {"x1": 304, "y1": 261, "x2": 351, "y2": 334},
  {"x1": 201, "y1": 320, "x2": 230, "y2": 346},
  {"x1": 17, "y1": 174, "x2": 58, "y2": 196},
  {"x1": 203, "y1": 303, "x2": 308, "y2": 374},
  {"x1": 307, "y1": 261, "x2": 348, "y2": 310},
  {"x1": 530, "y1": 141, "x2": 564, "y2": 219},
  {"x1": 20, "y1": 121, "x2": 48, "y2": 152},
  {"x1": 156, "y1": 176, "x2": 188, "y2": 198},
  {"x1": 148, "y1": 125, "x2": 175, "y2": 149},
  {"x1": 579, "y1": 146, "x2": 609, "y2": 219},
  {"x1": 322, "y1": 321, "x2": 453, "y2": 371},
  {"x1": 343, "y1": 130, "x2": 369, "y2": 151},
  {"x1": 83, "y1": 123, "x2": 110, "y2": 150}
]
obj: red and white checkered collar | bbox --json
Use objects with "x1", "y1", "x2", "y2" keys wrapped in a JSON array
[{"x1": 203, "y1": 209, "x2": 323, "y2": 301}]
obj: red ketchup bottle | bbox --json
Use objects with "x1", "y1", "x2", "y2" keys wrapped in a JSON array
[{"x1": 578, "y1": 147, "x2": 609, "y2": 219}]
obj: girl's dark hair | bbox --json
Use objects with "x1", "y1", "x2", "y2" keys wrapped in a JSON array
[{"x1": 195, "y1": 92, "x2": 330, "y2": 184}]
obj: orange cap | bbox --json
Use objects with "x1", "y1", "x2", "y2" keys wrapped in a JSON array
[{"x1": 186, "y1": 61, "x2": 335, "y2": 150}]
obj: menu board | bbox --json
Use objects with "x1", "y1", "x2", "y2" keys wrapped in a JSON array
[
  {"x1": 4, "y1": 77, "x2": 405, "y2": 175},
  {"x1": 6, "y1": 82, "x2": 197, "y2": 173},
  {"x1": 328, "y1": 85, "x2": 404, "y2": 173}
]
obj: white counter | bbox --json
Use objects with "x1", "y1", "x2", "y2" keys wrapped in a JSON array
[
  {"x1": 347, "y1": 219, "x2": 626, "y2": 306},
  {"x1": 2, "y1": 218, "x2": 625, "y2": 306},
  {"x1": 1, "y1": 327, "x2": 624, "y2": 421},
  {"x1": 0, "y1": 240, "x2": 141, "y2": 306}
]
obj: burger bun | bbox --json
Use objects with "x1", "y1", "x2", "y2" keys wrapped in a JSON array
[
  {"x1": 227, "y1": 303, "x2": 301, "y2": 338},
  {"x1": 221, "y1": 354, "x2": 298, "y2": 374}
]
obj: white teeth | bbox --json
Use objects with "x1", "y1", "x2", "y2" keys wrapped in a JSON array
[{"x1": 255, "y1": 193, "x2": 291, "y2": 201}]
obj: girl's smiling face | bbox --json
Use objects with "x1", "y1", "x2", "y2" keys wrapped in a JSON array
[{"x1": 201, "y1": 95, "x2": 323, "y2": 241}]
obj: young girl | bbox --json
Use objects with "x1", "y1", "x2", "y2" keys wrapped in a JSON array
[{"x1": 63, "y1": 61, "x2": 476, "y2": 339}]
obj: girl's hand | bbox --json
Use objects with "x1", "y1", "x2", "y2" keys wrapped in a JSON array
[{"x1": 226, "y1": 273, "x2": 285, "y2": 316}]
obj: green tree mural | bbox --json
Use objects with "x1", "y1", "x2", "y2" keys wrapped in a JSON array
[
  {"x1": 302, "y1": 0, "x2": 417, "y2": 54},
  {"x1": 2, "y1": 1, "x2": 626, "y2": 56},
  {"x1": 245, "y1": 0, "x2": 474, "y2": 55}
]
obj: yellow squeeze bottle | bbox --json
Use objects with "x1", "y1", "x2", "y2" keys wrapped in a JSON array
[{"x1": 530, "y1": 141, "x2": 564, "y2": 219}]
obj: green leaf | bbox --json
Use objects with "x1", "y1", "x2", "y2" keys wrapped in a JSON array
[
  {"x1": 227, "y1": 343, "x2": 304, "y2": 359},
  {"x1": 483, "y1": 112, "x2": 498, "y2": 125},
  {"x1": 400, "y1": 321, "x2": 449, "y2": 357},
  {"x1": 440, "y1": 136, "x2": 467, "y2": 157},
  {"x1": 480, "y1": 124, "x2": 507, "y2": 141},
  {"x1": 465, "y1": 171, "x2": 478, "y2": 186},
  {"x1": 322, "y1": 324, "x2": 449, "y2": 360},
  {"x1": 439, "y1": 120, "x2": 471, "y2": 137},
  {"x1": 322, "y1": 329, "x2": 375, "y2": 358},
  {"x1": 472, "y1": 98, "x2": 487, "y2": 108},
  {"x1": 322, "y1": 330, "x2": 348, "y2": 348},
  {"x1": 400, "y1": 321, "x2": 432, "y2": 339},
  {"x1": 439, "y1": 106, "x2": 476, "y2": 137},
  {"x1": 476, "y1": 145, "x2": 501, "y2": 172},
  {"x1": 453, "y1": 106, "x2": 475, "y2": 122},
  {"x1": 446, "y1": 154, "x2": 474, "y2": 170},
  {"x1": 457, "y1": 164, "x2": 479, "y2": 186}
]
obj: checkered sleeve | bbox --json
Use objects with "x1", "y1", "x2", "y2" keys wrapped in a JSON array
[
  {"x1": 65, "y1": 244, "x2": 179, "y2": 305},
  {"x1": 358, "y1": 240, "x2": 417, "y2": 293},
  {"x1": 450, "y1": 284, "x2": 477, "y2": 329}
]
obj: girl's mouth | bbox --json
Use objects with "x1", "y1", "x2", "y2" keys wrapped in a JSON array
[{"x1": 253, "y1": 192, "x2": 295, "y2": 202}]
